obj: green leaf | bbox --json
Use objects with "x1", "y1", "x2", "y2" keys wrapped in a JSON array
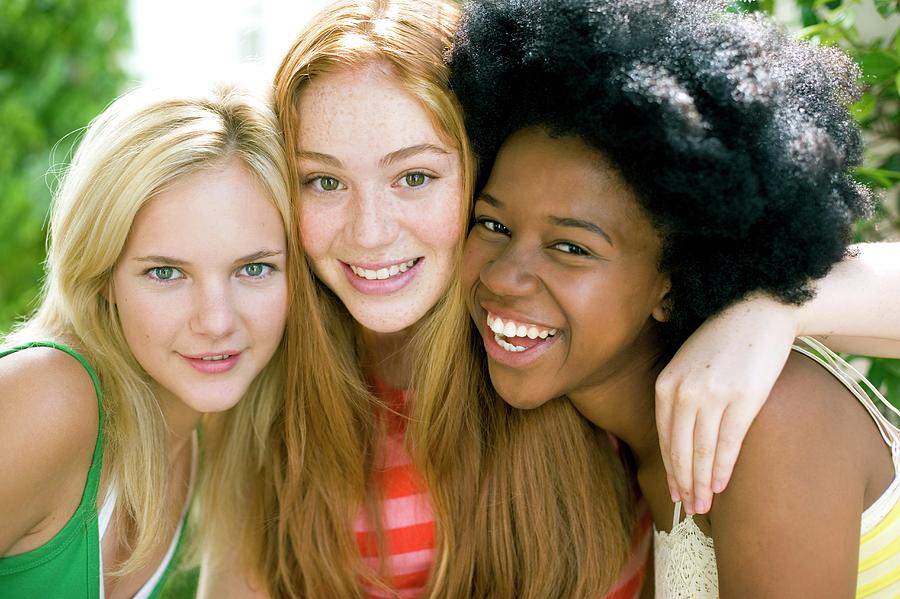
[
  {"x1": 857, "y1": 50, "x2": 900, "y2": 83},
  {"x1": 850, "y1": 93, "x2": 877, "y2": 122},
  {"x1": 885, "y1": 359, "x2": 900, "y2": 378},
  {"x1": 875, "y1": 0, "x2": 899, "y2": 18},
  {"x1": 896, "y1": 71, "x2": 900, "y2": 96},
  {"x1": 868, "y1": 359, "x2": 887, "y2": 390},
  {"x1": 853, "y1": 166, "x2": 900, "y2": 188},
  {"x1": 886, "y1": 375, "x2": 900, "y2": 410}
]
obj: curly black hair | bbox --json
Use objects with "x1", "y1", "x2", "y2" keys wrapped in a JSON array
[{"x1": 450, "y1": 0, "x2": 872, "y2": 340}]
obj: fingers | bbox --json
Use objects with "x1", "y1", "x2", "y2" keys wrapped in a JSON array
[
  {"x1": 667, "y1": 396, "x2": 697, "y2": 511},
  {"x1": 710, "y1": 404, "x2": 753, "y2": 495},
  {"x1": 655, "y1": 382, "x2": 680, "y2": 502},
  {"x1": 690, "y1": 409, "x2": 721, "y2": 515}
]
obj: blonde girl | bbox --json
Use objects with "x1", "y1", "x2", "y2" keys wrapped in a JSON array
[{"x1": 0, "y1": 83, "x2": 292, "y2": 598}]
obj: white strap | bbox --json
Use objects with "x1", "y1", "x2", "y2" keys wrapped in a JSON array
[
  {"x1": 672, "y1": 501, "x2": 683, "y2": 528},
  {"x1": 793, "y1": 336, "x2": 900, "y2": 448}
]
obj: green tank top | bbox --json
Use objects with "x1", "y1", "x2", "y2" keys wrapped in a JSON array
[{"x1": 0, "y1": 341, "x2": 197, "y2": 599}]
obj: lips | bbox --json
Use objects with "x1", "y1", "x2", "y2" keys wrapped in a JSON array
[
  {"x1": 181, "y1": 351, "x2": 241, "y2": 374},
  {"x1": 479, "y1": 310, "x2": 561, "y2": 367},
  {"x1": 341, "y1": 257, "x2": 423, "y2": 296}
]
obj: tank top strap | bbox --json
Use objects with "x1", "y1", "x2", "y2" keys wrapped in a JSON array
[
  {"x1": 792, "y1": 336, "x2": 900, "y2": 450},
  {"x1": 0, "y1": 341, "x2": 105, "y2": 506},
  {"x1": 671, "y1": 500, "x2": 684, "y2": 528}
]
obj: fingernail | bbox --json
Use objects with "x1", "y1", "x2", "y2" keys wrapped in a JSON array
[
  {"x1": 697, "y1": 499, "x2": 709, "y2": 514},
  {"x1": 670, "y1": 488, "x2": 681, "y2": 503},
  {"x1": 712, "y1": 479, "x2": 725, "y2": 493}
]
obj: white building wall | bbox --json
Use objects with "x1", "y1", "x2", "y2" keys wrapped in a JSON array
[{"x1": 126, "y1": 0, "x2": 331, "y2": 88}]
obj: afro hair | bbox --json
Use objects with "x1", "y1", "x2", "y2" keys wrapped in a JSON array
[{"x1": 450, "y1": 0, "x2": 872, "y2": 340}]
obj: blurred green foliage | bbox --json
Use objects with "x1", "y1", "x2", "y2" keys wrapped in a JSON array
[{"x1": 0, "y1": 0, "x2": 131, "y2": 331}]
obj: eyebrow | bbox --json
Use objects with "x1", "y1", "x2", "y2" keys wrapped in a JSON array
[
  {"x1": 295, "y1": 151, "x2": 342, "y2": 168},
  {"x1": 296, "y1": 144, "x2": 450, "y2": 170},
  {"x1": 379, "y1": 144, "x2": 449, "y2": 168},
  {"x1": 133, "y1": 249, "x2": 285, "y2": 267},
  {"x1": 548, "y1": 217, "x2": 613, "y2": 246},
  {"x1": 476, "y1": 192, "x2": 613, "y2": 246}
]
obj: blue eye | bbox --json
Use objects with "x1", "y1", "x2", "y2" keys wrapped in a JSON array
[
  {"x1": 476, "y1": 217, "x2": 511, "y2": 236},
  {"x1": 147, "y1": 266, "x2": 183, "y2": 281},
  {"x1": 306, "y1": 175, "x2": 345, "y2": 192},
  {"x1": 398, "y1": 171, "x2": 432, "y2": 188},
  {"x1": 240, "y1": 263, "x2": 273, "y2": 278},
  {"x1": 553, "y1": 241, "x2": 591, "y2": 256}
]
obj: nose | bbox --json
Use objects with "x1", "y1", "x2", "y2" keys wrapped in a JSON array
[
  {"x1": 348, "y1": 186, "x2": 400, "y2": 249},
  {"x1": 479, "y1": 242, "x2": 541, "y2": 299},
  {"x1": 190, "y1": 280, "x2": 237, "y2": 339}
]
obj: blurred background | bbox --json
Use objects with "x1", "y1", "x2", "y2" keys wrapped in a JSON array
[{"x1": 0, "y1": 0, "x2": 898, "y2": 410}]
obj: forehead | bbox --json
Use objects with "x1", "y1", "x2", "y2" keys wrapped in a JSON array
[
  {"x1": 126, "y1": 160, "x2": 284, "y2": 251},
  {"x1": 484, "y1": 128, "x2": 659, "y2": 247},
  {"x1": 295, "y1": 62, "x2": 448, "y2": 154},
  {"x1": 490, "y1": 130, "x2": 635, "y2": 210}
]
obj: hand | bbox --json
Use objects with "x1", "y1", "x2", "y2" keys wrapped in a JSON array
[{"x1": 655, "y1": 293, "x2": 798, "y2": 514}]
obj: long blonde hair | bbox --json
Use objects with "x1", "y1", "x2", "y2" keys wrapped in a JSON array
[
  {"x1": 6, "y1": 82, "x2": 293, "y2": 576},
  {"x1": 258, "y1": 1, "x2": 635, "y2": 596}
]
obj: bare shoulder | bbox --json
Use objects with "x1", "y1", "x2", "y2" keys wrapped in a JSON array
[
  {"x1": 0, "y1": 344, "x2": 100, "y2": 555},
  {"x1": 708, "y1": 351, "x2": 887, "y2": 597},
  {"x1": 741, "y1": 350, "x2": 887, "y2": 473},
  {"x1": 0, "y1": 343, "x2": 99, "y2": 440}
]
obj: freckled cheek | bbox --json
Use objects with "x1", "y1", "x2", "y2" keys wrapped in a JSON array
[
  {"x1": 417, "y1": 195, "x2": 464, "y2": 258},
  {"x1": 298, "y1": 202, "x2": 342, "y2": 260}
]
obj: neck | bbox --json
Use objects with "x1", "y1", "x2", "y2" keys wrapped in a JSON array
[
  {"x1": 567, "y1": 323, "x2": 668, "y2": 470},
  {"x1": 155, "y1": 391, "x2": 199, "y2": 464},
  {"x1": 359, "y1": 323, "x2": 419, "y2": 389}
]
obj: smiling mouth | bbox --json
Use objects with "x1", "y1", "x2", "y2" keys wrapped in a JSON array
[
  {"x1": 348, "y1": 258, "x2": 420, "y2": 281},
  {"x1": 487, "y1": 312, "x2": 558, "y2": 353}
]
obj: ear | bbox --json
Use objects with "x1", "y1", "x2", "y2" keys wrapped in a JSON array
[{"x1": 651, "y1": 275, "x2": 671, "y2": 323}]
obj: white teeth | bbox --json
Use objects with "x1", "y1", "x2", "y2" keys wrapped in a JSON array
[
  {"x1": 201, "y1": 354, "x2": 230, "y2": 361},
  {"x1": 494, "y1": 334, "x2": 527, "y2": 352},
  {"x1": 486, "y1": 312, "x2": 558, "y2": 341},
  {"x1": 490, "y1": 318, "x2": 505, "y2": 334},
  {"x1": 350, "y1": 259, "x2": 417, "y2": 280}
]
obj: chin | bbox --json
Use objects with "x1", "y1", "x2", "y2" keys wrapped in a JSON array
[{"x1": 492, "y1": 380, "x2": 553, "y2": 410}]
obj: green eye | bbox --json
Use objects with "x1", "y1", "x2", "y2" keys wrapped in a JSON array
[
  {"x1": 150, "y1": 266, "x2": 179, "y2": 280},
  {"x1": 403, "y1": 172, "x2": 428, "y2": 187},
  {"x1": 241, "y1": 263, "x2": 271, "y2": 278},
  {"x1": 319, "y1": 176, "x2": 341, "y2": 191}
]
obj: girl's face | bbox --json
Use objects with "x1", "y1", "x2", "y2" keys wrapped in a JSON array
[
  {"x1": 111, "y1": 158, "x2": 288, "y2": 416},
  {"x1": 463, "y1": 128, "x2": 670, "y2": 408},
  {"x1": 295, "y1": 62, "x2": 463, "y2": 334}
]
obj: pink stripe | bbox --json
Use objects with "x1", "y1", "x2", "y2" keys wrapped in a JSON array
[
  {"x1": 364, "y1": 548, "x2": 435, "y2": 576},
  {"x1": 354, "y1": 493, "x2": 434, "y2": 531},
  {"x1": 374, "y1": 433, "x2": 414, "y2": 469}
]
